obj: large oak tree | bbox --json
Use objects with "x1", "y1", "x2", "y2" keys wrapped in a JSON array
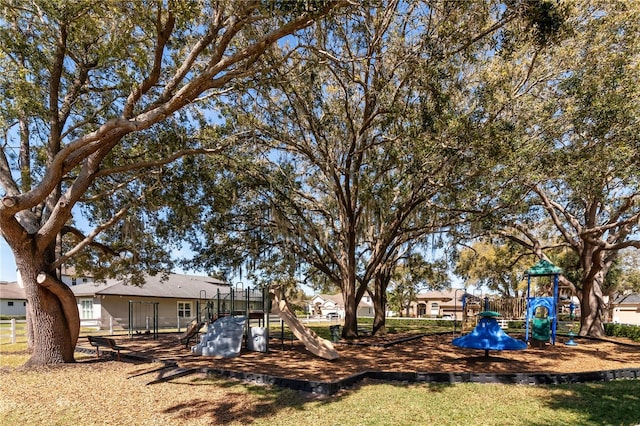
[
  {"x1": 466, "y1": 0, "x2": 640, "y2": 337},
  {"x1": 176, "y1": 0, "x2": 566, "y2": 337},
  {"x1": 0, "y1": 0, "x2": 344, "y2": 366}
]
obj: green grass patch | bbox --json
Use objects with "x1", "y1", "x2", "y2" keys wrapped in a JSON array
[{"x1": 201, "y1": 379, "x2": 640, "y2": 426}]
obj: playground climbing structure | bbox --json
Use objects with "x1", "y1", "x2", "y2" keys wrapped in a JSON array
[
  {"x1": 525, "y1": 259, "x2": 562, "y2": 345},
  {"x1": 191, "y1": 316, "x2": 247, "y2": 357}
]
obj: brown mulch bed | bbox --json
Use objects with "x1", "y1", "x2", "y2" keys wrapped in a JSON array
[{"x1": 83, "y1": 332, "x2": 640, "y2": 383}]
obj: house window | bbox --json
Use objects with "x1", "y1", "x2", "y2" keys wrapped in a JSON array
[
  {"x1": 430, "y1": 302, "x2": 439, "y2": 316},
  {"x1": 71, "y1": 278, "x2": 77, "y2": 286},
  {"x1": 8, "y1": 301, "x2": 14, "y2": 306},
  {"x1": 80, "y1": 299, "x2": 93, "y2": 319},
  {"x1": 178, "y1": 301, "x2": 192, "y2": 318}
]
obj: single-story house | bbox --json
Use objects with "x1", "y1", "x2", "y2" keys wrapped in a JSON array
[
  {"x1": 1, "y1": 265, "x2": 96, "y2": 318},
  {"x1": 0, "y1": 281, "x2": 26, "y2": 317},
  {"x1": 70, "y1": 273, "x2": 231, "y2": 331},
  {"x1": 407, "y1": 288, "x2": 465, "y2": 320},
  {"x1": 611, "y1": 293, "x2": 640, "y2": 325},
  {"x1": 309, "y1": 293, "x2": 374, "y2": 318}
]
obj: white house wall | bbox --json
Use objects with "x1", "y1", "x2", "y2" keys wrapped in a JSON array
[
  {"x1": 96, "y1": 296, "x2": 204, "y2": 330},
  {"x1": 612, "y1": 307, "x2": 640, "y2": 326},
  {"x1": 0, "y1": 299, "x2": 26, "y2": 316}
]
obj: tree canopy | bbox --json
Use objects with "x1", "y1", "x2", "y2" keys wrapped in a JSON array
[
  {"x1": 2, "y1": 0, "x2": 636, "y2": 366},
  {"x1": 0, "y1": 0, "x2": 345, "y2": 365},
  {"x1": 163, "y1": 0, "x2": 568, "y2": 337},
  {"x1": 459, "y1": 0, "x2": 640, "y2": 336}
]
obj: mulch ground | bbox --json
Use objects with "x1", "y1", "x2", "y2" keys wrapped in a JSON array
[{"x1": 83, "y1": 332, "x2": 640, "y2": 383}]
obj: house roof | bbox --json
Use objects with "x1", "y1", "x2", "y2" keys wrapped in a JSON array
[
  {"x1": 312, "y1": 293, "x2": 373, "y2": 308},
  {"x1": 613, "y1": 293, "x2": 640, "y2": 305},
  {"x1": 0, "y1": 281, "x2": 25, "y2": 300},
  {"x1": 415, "y1": 288, "x2": 465, "y2": 308},
  {"x1": 70, "y1": 273, "x2": 230, "y2": 299}
]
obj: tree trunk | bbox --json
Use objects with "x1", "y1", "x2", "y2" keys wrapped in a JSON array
[
  {"x1": 578, "y1": 272, "x2": 606, "y2": 338},
  {"x1": 371, "y1": 293, "x2": 387, "y2": 336},
  {"x1": 341, "y1": 283, "x2": 359, "y2": 339},
  {"x1": 371, "y1": 274, "x2": 389, "y2": 336},
  {"x1": 17, "y1": 251, "x2": 79, "y2": 366}
]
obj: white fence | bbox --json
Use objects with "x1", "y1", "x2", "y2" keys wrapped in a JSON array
[
  {"x1": 0, "y1": 319, "x2": 26, "y2": 344},
  {"x1": 1, "y1": 314, "x2": 346, "y2": 343}
]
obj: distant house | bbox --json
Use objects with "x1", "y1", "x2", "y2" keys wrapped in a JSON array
[
  {"x1": 70, "y1": 273, "x2": 231, "y2": 330},
  {"x1": 60, "y1": 265, "x2": 95, "y2": 287},
  {"x1": 0, "y1": 281, "x2": 26, "y2": 317},
  {"x1": 407, "y1": 289, "x2": 465, "y2": 320},
  {"x1": 0, "y1": 266, "x2": 95, "y2": 318},
  {"x1": 611, "y1": 293, "x2": 640, "y2": 326},
  {"x1": 309, "y1": 293, "x2": 374, "y2": 318}
]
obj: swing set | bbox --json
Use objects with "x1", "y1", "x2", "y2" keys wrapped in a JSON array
[{"x1": 128, "y1": 300, "x2": 159, "y2": 339}]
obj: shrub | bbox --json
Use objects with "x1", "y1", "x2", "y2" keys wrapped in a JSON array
[
  {"x1": 604, "y1": 323, "x2": 640, "y2": 342},
  {"x1": 509, "y1": 320, "x2": 525, "y2": 329}
]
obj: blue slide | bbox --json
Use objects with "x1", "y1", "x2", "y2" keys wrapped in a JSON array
[{"x1": 453, "y1": 311, "x2": 527, "y2": 357}]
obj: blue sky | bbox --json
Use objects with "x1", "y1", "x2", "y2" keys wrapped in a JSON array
[{"x1": 1, "y1": 238, "x2": 17, "y2": 281}]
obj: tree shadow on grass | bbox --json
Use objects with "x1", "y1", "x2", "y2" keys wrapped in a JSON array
[
  {"x1": 528, "y1": 380, "x2": 640, "y2": 426},
  {"x1": 160, "y1": 376, "x2": 326, "y2": 424}
]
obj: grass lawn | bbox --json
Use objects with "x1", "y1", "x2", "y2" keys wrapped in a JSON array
[{"x1": 2, "y1": 339, "x2": 639, "y2": 425}]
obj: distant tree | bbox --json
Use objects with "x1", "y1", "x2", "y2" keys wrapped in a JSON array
[
  {"x1": 387, "y1": 254, "x2": 449, "y2": 318},
  {"x1": 617, "y1": 249, "x2": 640, "y2": 295},
  {"x1": 455, "y1": 239, "x2": 534, "y2": 297}
]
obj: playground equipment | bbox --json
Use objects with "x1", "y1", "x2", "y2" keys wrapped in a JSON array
[
  {"x1": 565, "y1": 324, "x2": 578, "y2": 346},
  {"x1": 191, "y1": 316, "x2": 247, "y2": 357},
  {"x1": 459, "y1": 293, "x2": 484, "y2": 332},
  {"x1": 178, "y1": 319, "x2": 205, "y2": 348},
  {"x1": 201, "y1": 287, "x2": 268, "y2": 324},
  {"x1": 531, "y1": 306, "x2": 551, "y2": 347},
  {"x1": 525, "y1": 259, "x2": 562, "y2": 345},
  {"x1": 182, "y1": 284, "x2": 339, "y2": 360},
  {"x1": 128, "y1": 301, "x2": 159, "y2": 339},
  {"x1": 270, "y1": 285, "x2": 339, "y2": 360},
  {"x1": 452, "y1": 310, "x2": 527, "y2": 357}
]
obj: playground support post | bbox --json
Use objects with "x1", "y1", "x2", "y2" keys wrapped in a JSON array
[
  {"x1": 453, "y1": 288, "x2": 465, "y2": 335},
  {"x1": 128, "y1": 300, "x2": 159, "y2": 339},
  {"x1": 551, "y1": 273, "x2": 559, "y2": 344},
  {"x1": 525, "y1": 276, "x2": 531, "y2": 341}
]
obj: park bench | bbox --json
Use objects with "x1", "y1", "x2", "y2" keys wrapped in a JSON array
[{"x1": 87, "y1": 336, "x2": 125, "y2": 361}]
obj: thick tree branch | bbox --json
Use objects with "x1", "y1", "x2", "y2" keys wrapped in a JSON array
[
  {"x1": 94, "y1": 147, "x2": 225, "y2": 178},
  {"x1": 36, "y1": 272, "x2": 80, "y2": 349},
  {"x1": 532, "y1": 185, "x2": 582, "y2": 243},
  {"x1": 124, "y1": 8, "x2": 176, "y2": 118}
]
